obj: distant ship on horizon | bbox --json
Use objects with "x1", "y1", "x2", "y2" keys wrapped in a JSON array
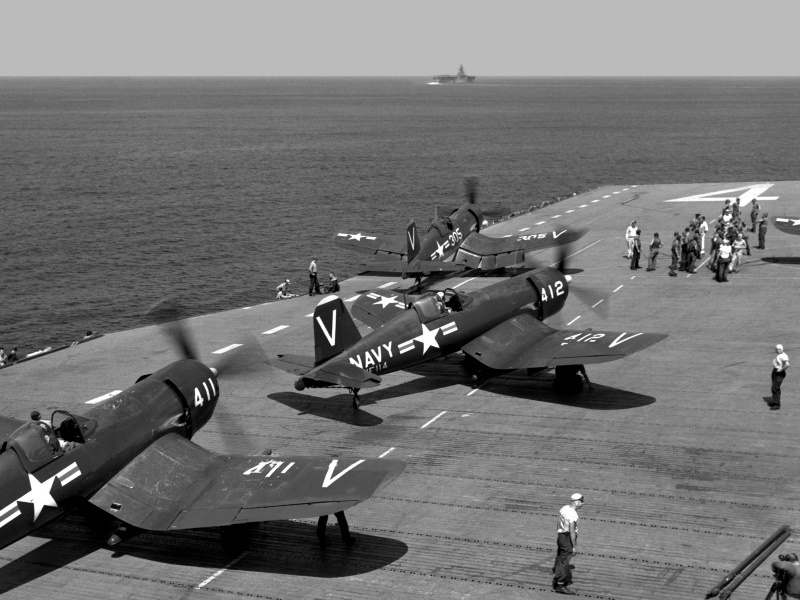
[{"x1": 429, "y1": 64, "x2": 475, "y2": 85}]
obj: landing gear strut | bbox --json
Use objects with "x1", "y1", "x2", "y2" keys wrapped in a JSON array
[{"x1": 349, "y1": 387, "x2": 360, "y2": 409}]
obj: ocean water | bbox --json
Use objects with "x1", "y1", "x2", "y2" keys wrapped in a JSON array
[{"x1": 2, "y1": 76, "x2": 799, "y2": 353}]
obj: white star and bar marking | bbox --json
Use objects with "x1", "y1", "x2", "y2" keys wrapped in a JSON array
[
  {"x1": 776, "y1": 217, "x2": 800, "y2": 226},
  {"x1": 367, "y1": 292, "x2": 405, "y2": 309},
  {"x1": 0, "y1": 462, "x2": 81, "y2": 528},
  {"x1": 337, "y1": 233, "x2": 377, "y2": 242},
  {"x1": 397, "y1": 321, "x2": 459, "y2": 355}
]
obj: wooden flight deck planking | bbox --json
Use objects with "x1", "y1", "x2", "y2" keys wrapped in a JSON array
[{"x1": 1, "y1": 181, "x2": 799, "y2": 599}]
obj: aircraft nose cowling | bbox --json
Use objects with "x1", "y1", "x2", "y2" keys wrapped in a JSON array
[{"x1": 294, "y1": 378, "x2": 306, "y2": 391}]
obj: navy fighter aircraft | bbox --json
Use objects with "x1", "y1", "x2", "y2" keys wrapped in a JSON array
[
  {"x1": 335, "y1": 205, "x2": 585, "y2": 279},
  {"x1": 335, "y1": 178, "x2": 585, "y2": 280},
  {"x1": 0, "y1": 324, "x2": 405, "y2": 551},
  {"x1": 271, "y1": 261, "x2": 667, "y2": 408}
]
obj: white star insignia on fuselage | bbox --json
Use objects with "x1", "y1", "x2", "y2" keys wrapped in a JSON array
[
  {"x1": 433, "y1": 240, "x2": 448, "y2": 259},
  {"x1": 19, "y1": 473, "x2": 59, "y2": 522},
  {"x1": 413, "y1": 323, "x2": 441, "y2": 354}
]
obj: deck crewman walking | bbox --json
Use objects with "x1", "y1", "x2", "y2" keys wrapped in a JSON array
[
  {"x1": 552, "y1": 492, "x2": 584, "y2": 594},
  {"x1": 769, "y1": 344, "x2": 790, "y2": 410}
]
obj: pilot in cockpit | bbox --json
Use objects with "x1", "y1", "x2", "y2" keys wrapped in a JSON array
[{"x1": 31, "y1": 410, "x2": 62, "y2": 454}]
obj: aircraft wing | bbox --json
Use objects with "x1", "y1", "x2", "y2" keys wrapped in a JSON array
[
  {"x1": 774, "y1": 216, "x2": 800, "y2": 235},
  {"x1": 89, "y1": 433, "x2": 406, "y2": 531},
  {"x1": 268, "y1": 353, "x2": 315, "y2": 376},
  {"x1": 333, "y1": 232, "x2": 408, "y2": 258},
  {"x1": 455, "y1": 228, "x2": 586, "y2": 270},
  {"x1": 462, "y1": 312, "x2": 667, "y2": 370},
  {"x1": 0, "y1": 416, "x2": 27, "y2": 439},
  {"x1": 352, "y1": 291, "x2": 414, "y2": 329}
]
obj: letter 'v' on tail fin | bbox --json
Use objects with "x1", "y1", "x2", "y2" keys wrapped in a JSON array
[
  {"x1": 406, "y1": 219, "x2": 420, "y2": 262},
  {"x1": 313, "y1": 295, "x2": 362, "y2": 366}
]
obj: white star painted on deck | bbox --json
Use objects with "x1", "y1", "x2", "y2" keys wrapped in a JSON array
[
  {"x1": 432, "y1": 240, "x2": 448, "y2": 259},
  {"x1": 348, "y1": 233, "x2": 367, "y2": 241},
  {"x1": 18, "y1": 473, "x2": 58, "y2": 522},
  {"x1": 413, "y1": 323, "x2": 441, "y2": 354},
  {"x1": 374, "y1": 294, "x2": 400, "y2": 308}
]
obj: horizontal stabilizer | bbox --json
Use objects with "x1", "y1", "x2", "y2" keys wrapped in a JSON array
[
  {"x1": 269, "y1": 354, "x2": 315, "y2": 376},
  {"x1": 462, "y1": 313, "x2": 667, "y2": 371},
  {"x1": 89, "y1": 433, "x2": 405, "y2": 531},
  {"x1": 303, "y1": 361, "x2": 382, "y2": 389}
]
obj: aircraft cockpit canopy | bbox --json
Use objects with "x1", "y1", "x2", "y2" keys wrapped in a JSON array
[
  {"x1": 428, "y1": 217, "x2": 454, "y2": 236},
  {"x1": 4, "y1": 422, "x2": 63, "y2": 468},
  {"x1": 412, "y1": 289, "x2": 468, "y2": 322},
  {"x1": 52, "y1": 410, "x2": 96, "y2": 444}
]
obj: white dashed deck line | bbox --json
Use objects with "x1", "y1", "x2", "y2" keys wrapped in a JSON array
[
  {"x1": 566, "y1": 210, "x2": 575, "y2": 214},
  {"x1": 603, "y1": 195, "x2": 611, "y2": 198},
  {"x1": 536, "y1": 221, "x2": 546, "y2": 225},
  {"x1": 613, "y1": 191, "x2": 620, "y2": 195},
  {"x1": 580, "y1": 205, "x2": 588, "y2": 208},
  {"x1": 552, "y1": 215, "x2": 561, "y2": 218},
  {"x1": 305, "y1": 313, "x2": 314, "y2": 317},
  {"x1": 519, "y1": 227, "x2": 530, "y2": 232},
  {"x1": 263, "y1": 325, "x2": 289, "y2": 335},
  {"x1": 379, "y1": 447, "x2": 396, "y2": 458},
  {"x1": 213, "y1": 344, "x2": 242, "y2": 354},
  {"x1": 85, "y1": 390, "x2": 122, "y2": 404},
  {"x1": 567, "y1": 316, "x2": 581, "y2": 326},
  {"x1": 613, "y1": 285, "x2": 624, "y2": 293},
  {"x1": 591, "y1": 300, "x2": 604, "y2": 308},
  {"x1": 345, "y1": 295, "x2": 360, "y2": 302},
  {"x1": 503, "y1": 234, "x2": 513, "y2": 238},
  {"x1": 378, "y1": 281, "x2": 397, "y2": 288},
  {"x1": 592, "y1": 199, "x2": 600, "y2": 203},
  {"x1": 243, "y1": 307, "x2": 253, "y2": 310},
  {"x1": 631, "y1": 276, "x2": 636, "y2": 279},
  {"x1": 421, "y1": 411, "x2": 447, "y2": 429},
  {"x1": 452, "y1": 277, "x2": 476, "y2": 289}
]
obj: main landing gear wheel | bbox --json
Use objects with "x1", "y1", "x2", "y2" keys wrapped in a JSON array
[{"x1": 349, "y1": 388, "x2": 360, "y2": 409}]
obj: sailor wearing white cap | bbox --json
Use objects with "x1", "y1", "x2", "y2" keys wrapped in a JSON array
[{"x1": 552, "y1": 493, "x2": 584, "y2": 594}]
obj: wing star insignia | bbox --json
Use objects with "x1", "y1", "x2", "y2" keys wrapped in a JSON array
[
  {"x1": 776, "y1": 218, "x2": 800, "y2": 226},
  {"x1": 366, "y1": 293, "x2": 405, "y2": 309}
]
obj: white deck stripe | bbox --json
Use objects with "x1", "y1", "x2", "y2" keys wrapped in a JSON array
[
  {"x1": 535, "y1": 221, "x2": 546, "y2": 225},
  {"x1": 213, "y1": 344, "x2": 241, "y2": 354},
  {"x1": 345, "y1": 295, "x2": 360, "y2": 302},
  {"x1": 86, "y1": 390, "x2": 122, "y2": 404},
  {"x1": 196, "y1": 552, "x2": 246, "y2": 589},
  {"x1": 591, "y1": 299, "x2": 604, "y2": 308},
  {"x1": 378, "y1": 281, "x2": 397, "y2": 288},
  {"x1": 567, "y1": 316, "x2": 581, "y2": 326},
  {"x1": 421, "y1": 411, "x2": 447, "y2": 429},
  {"x1": 263, "y1": 325, "x2": 289, "y2": 335},
  {"x1": 379, "y1": 447, "x2": 396, "y2": 458},
  {"x1": 613, "y1": 285, "x2": 624, "y2": 293}
]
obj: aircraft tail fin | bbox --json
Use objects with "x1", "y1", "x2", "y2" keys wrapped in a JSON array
[
  {"x1": 405, "y1": 219, "x2": 420, "y2": 262},
  {"x1": 313, "y1": 296, "x2": 362, "y2": 366}
]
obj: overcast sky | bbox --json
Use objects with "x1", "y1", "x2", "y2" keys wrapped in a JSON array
[{"x1": 2, "y1": 0, "x2": 797, "y2": 76}]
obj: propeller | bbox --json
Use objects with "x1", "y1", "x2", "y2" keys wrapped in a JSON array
[
  {"x1": 553, "y1": 243, "x2": 609, "y2": 318},
  {"x1": 147, "y1": 298, "x2": 269, "y2": 454}
]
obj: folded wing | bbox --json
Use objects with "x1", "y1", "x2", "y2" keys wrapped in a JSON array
[
  {"x1": 89, "y1": 433, "x2": 405, "y2": 531},
  {"x1": 455, "y1": 228, "x2": 586, "y2": 270},
  {"x1": 462, "y1": 312, "x2": 667, "y2": 370}
]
